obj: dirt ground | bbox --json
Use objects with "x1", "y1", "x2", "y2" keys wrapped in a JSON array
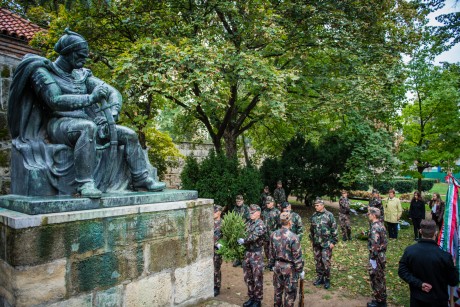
[
  {"x1": 199, "y1": 200, "x2": 387, "y2": 307},
  {"x1": 209, "y1": 261, "x2": 375, "y2": 307}
]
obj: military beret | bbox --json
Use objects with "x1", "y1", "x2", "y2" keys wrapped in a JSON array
[
  {"x1": 280, "y1": 212, "x2": 291, "y2": 222},
  {"x1": 281, "y1": 201, "x2": 290, "y2": 208},
  {"x1": 265, "y1": 196, "x2": 275, "y2": 203},
  {"x1": 236, "y1": 195, "x2": 244, "y2": 201},
  {"x1": 249, "y1": 204, "x2": 261, "y2": 212},
  {"x1": 214, "y1": 205, "x2": 222, "y2": 212}
]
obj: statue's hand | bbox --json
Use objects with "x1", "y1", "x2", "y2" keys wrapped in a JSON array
[{"x1": 90, "y1": 84, "x2": 109, "y2": 104}]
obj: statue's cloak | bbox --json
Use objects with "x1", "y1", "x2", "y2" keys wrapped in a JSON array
[{"x1": 8, "y1": 54, "x2": 131, "y2": 196}]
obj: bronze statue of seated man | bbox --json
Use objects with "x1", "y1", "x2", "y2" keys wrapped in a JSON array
[{"x1": 8, "y1": 29, "x2": 165, "y2": 198}]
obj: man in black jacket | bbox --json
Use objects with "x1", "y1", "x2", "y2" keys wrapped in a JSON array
[{"x1": 398, "y1": 219, "x2": 458, "y2": 307}]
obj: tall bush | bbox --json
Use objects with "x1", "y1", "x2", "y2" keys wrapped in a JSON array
[{"x1": 181, "y1": 150, "x2": 263, "y2": 208}]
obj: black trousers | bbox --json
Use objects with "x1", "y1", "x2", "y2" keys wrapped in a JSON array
[
  {"x1": 412, "y1": 218, "x2": 422, "y2": 239},
  {"x1": 386, "y1": 222, "x2": 399, "y2": 239}
]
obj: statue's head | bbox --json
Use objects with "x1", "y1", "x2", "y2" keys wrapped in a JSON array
[{"x1": 54, "y1": 28, "x2": 89, "y2": 69}]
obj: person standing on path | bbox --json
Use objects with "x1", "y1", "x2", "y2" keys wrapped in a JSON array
[
  {"x1": 281, "y1": 202, "x2": 304, "y2": 242},
  {"x1": 369, "y1": 190, "x2": 384, "y2": 222},
  {"x1": 262, "y1": 196, "x2": 280, "y2": 268},
  {"x1": 398, "y1": 220, "x2": 459, "y2": 307},
  {"x1": 383, "y1": 189, "x2": 402, "y2": 239},
  {"x1": 310, "y1": 198, "x2": 338, "y2": 289},
  {"x1": 233, "y1": 195, "x2": 250, "y2": 267},
  {"x1": 339, "y1": 190, "x2": 352, "y2": 241},
  {"x1": 409, "y1": 191, "x2": 425, "y2": 241},
  {"x1": 274, "y1": 180, "x2": 287, "y2": 209},
  {"x1": 367, "y1": 208, "x2": 388, "y2": 307},
  {"x1": 260, "y1": 186, "x2": 271, "y2": 211},
  {"x1": 269, "y1": 212, "x2": 304, "y2": 307},
  {"x1": 238, "y1": 204, "x2": 267, "y2": 307}
]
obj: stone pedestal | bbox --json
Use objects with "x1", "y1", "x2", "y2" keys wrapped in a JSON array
[{"x1": 0, "y1": 195, "x2": 214, "y2": 307}]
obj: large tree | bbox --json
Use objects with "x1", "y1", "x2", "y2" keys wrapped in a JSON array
[
  {"x1": 399, "y1": 58, "x2": 460, "y2": 190},
  {"x1": 22, "y1": 0, "x2": 433, "y2": 159}
]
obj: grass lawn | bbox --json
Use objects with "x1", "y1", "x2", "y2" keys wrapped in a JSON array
[
  {"x1": 295, "y1": 203, "x2": 415, "y2": 307},
  {"x1": 429, "y1": 182, "x2": 449, "y2": 196}
]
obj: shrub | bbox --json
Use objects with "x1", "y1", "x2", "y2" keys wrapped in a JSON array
[
  {"x1": 399, "y1": 193, "x2": 411, "y2": 201},
  {"x1": 181, "y1": 150, "x2": 263, "y2": 208},
  {"x1": 348, "y1": 181, "x2": 370, "y2": 191},
  {"x1": 348, "y1": 190, "x2": 372, "y2": 199},
  {"x1": 394, "y1": 180, "x2": 415, "y2": 193},
  {"x1": 420, "y1": 179, "x2": 436, "y2": 192}
]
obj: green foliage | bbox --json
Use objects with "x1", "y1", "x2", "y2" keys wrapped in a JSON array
[
  {"x1": 20, "y1": 0, "x2": 434, "y2": 159},
  {"x1": 180, "y1": 155, "x2": 200, "y2": 190},
  {"x1": 420, "y1": 179, "x2": 436, "y2": 192},
  {"x1": 217, "y1": 211, "x2": 247, "y2": 261},
  {"x1": 399, "y1": 58, "x2": 460, "y2": 190},
  {"x1": 181, "y1": 150, "x2": 263, "y2": 207}
]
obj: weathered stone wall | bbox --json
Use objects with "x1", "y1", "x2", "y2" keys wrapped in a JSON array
[
  {"x1": 0, "y1": 54, "x2": 16, "y2": 195},
  {"x1": 0, "y1": 198, "x2": 214, "y2": 307},
  {"x1": 163, "y1": 142, "x2": 215, "y2": 189}
]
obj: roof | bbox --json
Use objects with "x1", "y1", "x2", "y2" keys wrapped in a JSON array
[{"x1": 0, "y1": 8, "x2": 43, "y2": 41}]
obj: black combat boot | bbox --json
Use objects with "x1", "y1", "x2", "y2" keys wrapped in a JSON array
[
  {"x1": 367, "y1": 301, "x2": 387, "y2": 307},
  {"x1": 347, "y1": 229, "x2": 352, "y2": 241},
  {"x1": 324, "y1": 278, "x2": 331, "y2": 289},
  {"x1": 243, "y1": 299, "x2": 253, "y2": 307},
  {"x1": 251, "y1": 300, "x2": 261, "y2": 307},
  {"x1": 313, "y1": 276, "x2": 324, "y2": 286},
  {"x1": 214, "y1": 287, "x2": 220, "y2": 297},
  {"x1": 342, "y1": 235, "x2": 348, "y2": 241}
]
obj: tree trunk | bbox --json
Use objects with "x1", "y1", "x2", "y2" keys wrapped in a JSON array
[
  {"x1": 242, "y1": 135, "x2": 251, "y2": 167},
  {"x1": 223, "y1": 131, "x2": 238, "y2": 159}
]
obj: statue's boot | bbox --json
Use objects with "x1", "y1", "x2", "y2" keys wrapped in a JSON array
[
  {"x1": 133, "y1": 176, "x2": 166, "y2": 192},
  {"x1": 78, "y1": 182, "x2": 102, "y2": 198}
]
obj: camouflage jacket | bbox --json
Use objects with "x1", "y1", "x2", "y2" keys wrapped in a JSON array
[
  {"x1": 269, "y1": 227, "x2": 304, "y2": 272},
  {"x1": 244, "y1": 218, "x2": 267, "y2": 251},
  {"x1": 339, "y1": 196, "x2": 351, "y2": 215},
  {"x1": 262, "y1": 207, "x2": 281, "y2": 240},
  {"x1": 368, "y1": 221, "x2": 387, "y2": 262},
  {"x1": 273, "y1": 188, "x2": 286, "y2": 205},
  {"x1": 260, "y1": 192, "x2": 271, "y2": 208},
  {"x1": 214, "y1": 219, "x2": 222, "y2": 250},
  {"x1": 309, "y1": 209, "x2": 338, "y2": 247},
  {"x1": 290, "y1": 211, "x2": 304, "y2": 241},
  {"x1": 233, "y1": 204, "x2": 250, "y2": 223},
  {"x1": 369, "y1": 197, "x2": 384, "y2": 215}
]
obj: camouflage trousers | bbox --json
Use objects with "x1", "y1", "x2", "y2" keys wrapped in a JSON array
[
  {"x1": 263, "y1": 240, "x2": 271, "y2": 262},
  {"x1": 243, "y1": 250, "x2": 264, "y2": 301},
  {"x1": 313, "y1": 245, "x2": 332, "y2": 279},
  {"x1": 368, "y1": 258, "x2": 386, "y2": 303},
  {"x1": 273, "y1": 261, "x2": 298, "y2": 307},
  {"x1": 339, "y1": 213, "x2": 351, "y2": 240},
  {"x1": 214, "y1": 253, "x2": 222, "y2": 290}
]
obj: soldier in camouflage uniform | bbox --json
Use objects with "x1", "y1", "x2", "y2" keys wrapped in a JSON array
[
  {"x1": 213, "y1": 205, "x2": 223, "y2": 297},
  {"x1": 260, "y1": 186, "x2": 271, "y2": 210},
  {"x1": 310, "y1": 198, "x2": 338, "y2": 289},
  {"x1": 273, "y1": 180, "x2": 287, "y2": 209},
  {"x1": 233, "y1": 195, "x2": 250, "y2": 267},
  {"x1": 281, "y1": 202, "x2": 304, "y2": 241},
  {"x1": 369, "y1": 190, "x2": 384, "y2": 222},
  {"x1": 238, "y1": 204, "x2": 267, "y2": 307},
  {"x1": 234, "y1": 195, "x2": 250, "y2": 223},
  {"x1": 339, "y1": 190, "x2": 352, "y2": 241},
  {"x1": 269, "y1": 212, "x2": 305, "y2": 307},
  {"x1": 367, "y1": 207, "x2": 388, "y2": 307},
  {"x1": 262, "y1": 196, "x2": 280, "y2": 267}
]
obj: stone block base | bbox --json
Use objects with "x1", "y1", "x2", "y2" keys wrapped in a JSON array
[{"x1": 0, "y1": 196, "x2": 213, "y2": 306}]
